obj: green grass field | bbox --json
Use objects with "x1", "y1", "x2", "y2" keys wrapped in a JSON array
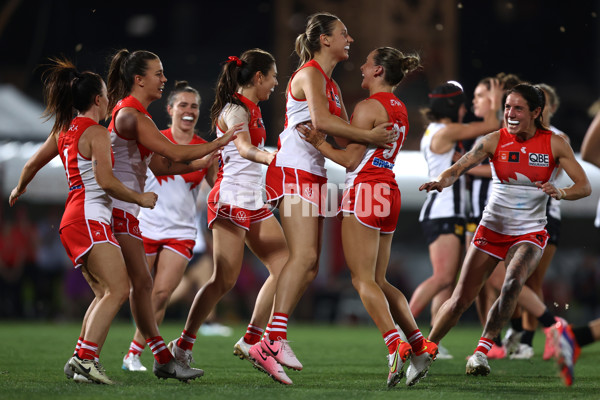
[{"x1": 0, "y1": 321, "x2": 597, "y2": 399}]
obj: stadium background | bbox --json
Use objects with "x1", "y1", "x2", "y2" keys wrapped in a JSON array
[{"x1": 0, "y1": 0, "x2": 599, "y2": 328}]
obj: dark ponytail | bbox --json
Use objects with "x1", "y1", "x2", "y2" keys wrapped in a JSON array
[
  {"x1": 210, "y1": 49, "x2": 275, "y2": 129},
  {"x1": 106, "y1": 48, "x2": 159, "y2": 111},
  {"x1": 372, "y1": 47, "x2": 421, "y2": 87},
  {"x1": 41, "y1": 57, "x2": 103, "y2": 135}
]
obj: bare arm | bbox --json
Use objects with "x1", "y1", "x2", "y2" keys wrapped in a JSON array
[
  {"x1": 295, "y1": 68, "x2": 393, "y2": 147},
  {"x1": 420, "y1": 131, "x2": 499, "y2": 192},
  {"x1": 581, "y1": 110, "x2": 600, "y2": 168},
  {"x1": 116, "y1": 108, "x2": 240, "y2": 163},
  {"x1": 221, "y1": 105, "x2": 275, "y2": 166},
  {"x1": 204, "y1": 157, "x2": 219, "y2": 187},
  {"x1": 466, "y1": 164, "x2": 492, "y2": 178},
  {"x1": 300, "y1": 99, "x2": 384, "y2": 170},
  {"x1": 149, "y1": 151, "x2": 218, "y2": 176},
  {"x1": 89, "y1": 125, "x2": 157, "y2": 208},
  {"x1": 431, "y1": 80, "x2": 502, "y2": 154},
  {"x1": 9, "y1": 133, "x2": 59, "y2": 206},
  {"x1": 301, "y1": 124, "x2": 367, "y2": 170},
  {"x1": 536, "y1": 134, "x2": 591, "y2": 201}
]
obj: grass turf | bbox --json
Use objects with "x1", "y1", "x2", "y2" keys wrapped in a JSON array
[{"x1": 0, "y1": 321, "x2": 598, "y2": 399}]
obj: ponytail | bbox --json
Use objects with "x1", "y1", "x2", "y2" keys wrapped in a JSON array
[
  {"x1": 372, "y1": 47, "x2": 421, "y2": 87},
  {"x1": 294, "y1": 33, "x2": 312, "y2": 65},
  {"x1": 210, "y1": 49, "x2": 275, "y2": 129},
  {"x1": 106, "y1": 48, "x2": 159, "y2": 111},
  {"x1": 41, "y1": 57, "x2": 103, "y2": 135},
  {"x1": 295, "y1": 12, "x2": 339, "y2": 67}
]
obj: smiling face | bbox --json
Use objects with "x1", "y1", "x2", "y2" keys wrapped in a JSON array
[
  {"x1": 324, "y1": 20, "x2": 354, "y2": 61},
  {"x1": 138, "y1": 58, "x2": 167, "y2": 101},
  {"x1": 360, "y1": 51, "x2": 380, "y2": 90},
  {"x1": 504, "y1": 92, "x2": 540, "y2": 136},
  {"x1": 256, "y1": 64, "x2": 278, "y2": 102},
  {"x1": 168, "y1": 91, "x2": 199, "y2": 133}
]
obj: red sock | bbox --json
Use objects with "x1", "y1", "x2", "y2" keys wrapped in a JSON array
[
  {"x1": 176, "y1": 329, "x2": 196, "y2": 352},
  {"x1": 475, "y1": 337, "x2": 494, "y2": 355},
  {"x1": 127, "y1": 340, "x2": 146, "y2": 357},
  {"x1": 146, "y1": 336, "x2": 173, "y2": 364},
  {"x1": 383, "y1": 329, "x2": 401, "y2": 354},
  {"x1": 268, "y1": 313, "x2": 288, "y2": 341},
  {"x1": 73, "y1": 336, "x2": 83, "y2": 357},
  {"x1": 243, "y1": 324, "x2": 264, "y2": 345},
  {"x1": 77, "y1": 340, "x2": 98, "y2": 360},
  {"x1": 262, "y1": 324, "x2": 272, "y2": 342},
  {"x1": 407, "y1": 329, "x2": 424, "y2": 353}
]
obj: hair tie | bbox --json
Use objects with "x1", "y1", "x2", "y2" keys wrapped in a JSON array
[{"x1": 226, "y1": 56, "x2": 242, "y2": 67}]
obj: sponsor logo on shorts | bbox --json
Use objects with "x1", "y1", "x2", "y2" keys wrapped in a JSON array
[
  {"x1": 474, "y1": 237, "x2": 488, "y2": 247},
  {"x1": 304, "y1": 186, "x2": 314, "y2": 198},
  {"x1": 529, "y1": 153, "x2": 549, "y2": 167},
  {"x1": 454, "y1": 224, "x2": 464, "y2": 236},
  {"x1": 235, "y1": 210, "x2": 247, "y2": 223}
]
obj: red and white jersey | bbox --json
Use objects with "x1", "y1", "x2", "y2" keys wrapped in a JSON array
[
  {"x1": 275, "y1": 59, "x2": 342, "y2": 177},
  {"x1": 482, "y1": 127, "x2": 558, "y2": 235},
  {"x1": 345, "y1": 92, "x2": 407, "y2": 188},
  {"x1": 138, "y1": 128, "x2": 208, "y2": 241},
  {"x1": 213, "y1": 93, "x2": 266, "y2": 210},
  {"x1": 58, "y1": 117, "x2": 113, "y2": 229},
  {"x1": 108, "y1": 95, "x2": 154, "y2": 217}
]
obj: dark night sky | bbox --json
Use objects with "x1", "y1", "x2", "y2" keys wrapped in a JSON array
[{"x1": 1, "y1": 0, "x2": 598, "y2": 149}]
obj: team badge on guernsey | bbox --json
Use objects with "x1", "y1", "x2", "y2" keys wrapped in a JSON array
[{"x1": 499, "y1": 151, "x2": 520, "y2": 162}]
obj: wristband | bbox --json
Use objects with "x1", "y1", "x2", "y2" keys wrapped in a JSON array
[{"x1": 557, "y1": 188, "x2": 566, "y2": 200}]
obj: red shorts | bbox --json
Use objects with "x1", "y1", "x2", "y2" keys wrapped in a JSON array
[
  {"x1": 207, "y1": 203, "x2": 273, "y2": 231},
  {"x1": 265, "y1": 162, "x2": 328, "y2": 217},
  {"x1": 59, "y1": 219, "x2": 120, "y2": 268},
  {"x1": 339, "y1": 182, "x2": 401, "y2": 234},
  {"x1": 112, "y1": 208, "x2": 142, "y2": 240},
  {"x1": 142, "y1": 237, "x2": 196, "y2": 261},
  {"x1": 472, "y1": 224, "x2": 549, "y2": 260}
]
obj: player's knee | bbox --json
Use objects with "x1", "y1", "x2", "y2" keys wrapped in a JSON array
[
  {"x1": 502, "y1": 276, "x2": 523, "y2": 297},
  {"x1": 290, "y1": 251, "x2": 319, "y2": 273},
  {"x1": 350, "y1": 276, "x2": 374, "y2": 293},
  {"x1": 112, "y1": 282, "x2": 130, "y2": 305},
  {"x1": 153, "y1": 288, "x2": 171, "y2": 308},
  {"x1": 130, "y1": 274, "x2": 153, "y2": 294}
]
